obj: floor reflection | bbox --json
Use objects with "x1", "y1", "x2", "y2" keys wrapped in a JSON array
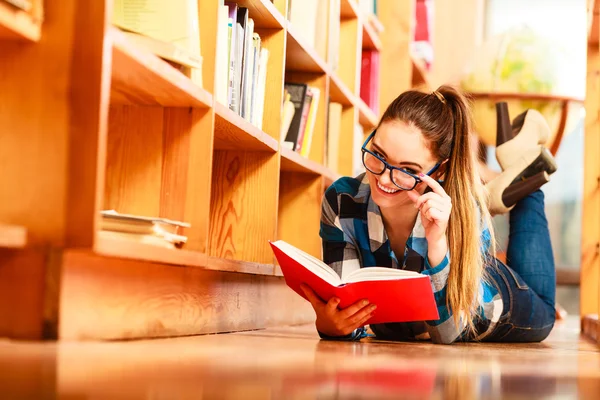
[{"x1": 0, "y1": 319, "x2": 598, "y2": 399}]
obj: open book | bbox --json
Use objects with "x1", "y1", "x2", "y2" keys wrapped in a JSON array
[{"x1": 270, "y1": 240, "x2": 439, "y2": 325}]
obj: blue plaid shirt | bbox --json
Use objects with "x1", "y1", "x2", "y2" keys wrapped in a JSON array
[{"x1": 319, "y1": 173, "x2": 503, "y2": 344}]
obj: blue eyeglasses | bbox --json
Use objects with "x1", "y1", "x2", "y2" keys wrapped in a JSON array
[{"x1": 361, "y1": 131, "x2": 441, "y2": 191}]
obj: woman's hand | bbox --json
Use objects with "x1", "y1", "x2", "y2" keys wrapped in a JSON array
[
  {"x1": 407, "y1": 173, "x2": 451, "y2": 266},
  {"x1": 300, "y1": 284, "x2": 376, "y2": 337}
]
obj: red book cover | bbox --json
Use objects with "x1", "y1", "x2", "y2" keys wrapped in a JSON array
[
  {"x1": 360, "y1": 50, "x2": 379, "y2": 116},
  {"x1": 270, "y1": 241, "x2": 439, "y2": 325}
]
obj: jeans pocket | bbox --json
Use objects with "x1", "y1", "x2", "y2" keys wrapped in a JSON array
[{"x1": 504, "y1": 265, "x2": 529, "y2": 290}]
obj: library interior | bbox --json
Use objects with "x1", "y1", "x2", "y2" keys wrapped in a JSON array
[{"x1": 1, "y1": 0, "x2": 600, "y2": 398}]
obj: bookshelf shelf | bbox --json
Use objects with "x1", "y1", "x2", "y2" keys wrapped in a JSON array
[
  {"x1": 94, "y1": 232, "x2": 276, "y2": 275},
  {"x1": 0, "y1": 1, "x2": 40, "y2": 42},
  {"x1": 285, "y1": 21, "x2": 328, "y2": 73},
  {"x1": 362, "y1": 20, "x2": 382, "y2": 51},
  {"x1": 110, "y1": 28, "x2": 213, "y2": 108},
  {"x1": 329, "y1": 73, "x2": 355, "y2": 107},
  {"x1": 357, "y1": 98, "x2": 378, "y2": 129},
  {"x1": 340, "y1": 0, "x2": 359, "y2": 19},
  {"x1": 0, "y1": 224, "x2": 27, "y2": 249},
  {"x1": 214, "y1": 102, "x2": 278, "y2": 152},
  {"x1": 232, "y1": 0, "x2": 285, "y2": 29},
  {"x1": 411, "y1": 56, "x2": 430, "y2": 89},
  {"x1": 280, "y1": 147, "x2": 339, "y2": 182}
]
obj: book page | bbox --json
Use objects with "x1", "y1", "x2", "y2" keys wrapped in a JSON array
[
  {"x1": 343, "y1": 267, "x2": 422, "y2": 284},
  {"x1": 272, "y1": 241, "x2": 342, "y2": 286}
]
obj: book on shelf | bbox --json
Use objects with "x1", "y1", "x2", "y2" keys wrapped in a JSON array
[
  {"x1": 2, "y1": 0, "x2": 31, "y2": 12},
  {"x1": 326, "y1": 102, "x2": 343, "y2": 172},
  {"x1": 269, "y1": 240, "x2": 439, "y2": 325},
  {"x1": 327, "y1": 0, "x2": 341, "y2": 72},
  {"x1": 288, "y1": 0, "x2": 320, "y2": 51},
  {"x1": 299, "y1": 87, "x2": 320, "y2": 158},
  {"x1": 100, "y1": 210, "x2": 190, "y2": 248},
  {"x1": 280, "y1": 90, "x2": 296, "y2": 143},
  {"x1": 219, "y1": 3, "x2": 268, "y2": 129},
  {"x1": 353, "y1": 122, "x2": 366, "y2": 177},
  {"x1": 360, "y1": 49, "x2": 380, "y2": 116},
  {"x1": 412, "y1": 0, "x2": 434, "y2": 70},
  {"x1": 294, "y1": 89, "x2": 313, "y2": 154},
  {"x1": 112, "y1": 0, "x2": 203, "y2": 85},
  {"x1": 282, "y1": 82, "x2": 308, "y2": 151}
]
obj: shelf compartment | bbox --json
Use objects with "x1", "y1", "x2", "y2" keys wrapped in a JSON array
[
  {"x1": 340, "y1": 0, "x2": 359, "y2": 19},
  {"x1": 208, "y1": 151, "x2": 279, "y2": 264},
  {"x1": 362, "y1": 20, "x2": 382, "y2": 50},
  {"x1": 0, "y1": 224, "x2": 27, "y2": 248},
  {"x1": 214, "y1": 102, "x2": 278, "y2": 152},
  {"x1": 231, "y1": 0, "x2": 285, "y2": 29},
  {"x1": 285, "y1": 21, "x2": 329, "y2": 73},
  {"x1": 278, "y1": 172, "x2": 323, "y2": 259},
  {"x1": 109, "y1": 27, "x2": 213, "y2": 108},
  {"x1": 0, "y1": 1, "x2": 40, "y2": 42},
  {"x1": 329, "y1": 73, "x2": 354, "y2": 107},
  {"x1": 357, "y1": 98, "x2": 378, "y2": 129},
  {"x1": 281, "y1": 147, "x2": 339, "y2": 183}
]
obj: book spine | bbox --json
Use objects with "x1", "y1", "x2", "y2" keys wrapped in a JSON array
[
  {"x1": 300, "y1": 87, "x2": 320, "y2": 158},
  {"x1": 283, "y1": 83, "x2": 308, "y2": 151},
  {"x1": 295, "y1": 90, "x2": 313, "y2": 153}
]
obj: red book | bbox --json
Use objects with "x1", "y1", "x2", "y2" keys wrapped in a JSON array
[
  {"x1": 270, "y1": 241, "x2": 439, "y2": 325},
  {"x1": 360, "y1": 49, "x2": 379, "y2": 115}
]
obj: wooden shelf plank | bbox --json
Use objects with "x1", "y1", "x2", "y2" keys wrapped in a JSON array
[
  {"x1": 411, "y1": 56, "x2": 430, "y2": 89},
  {"x1": 0, "y1": 224, "x2": 27, "y2": 248},
  {"x1": 357, "y1": 98, "x2": 378, "y2": 129},
  {"x1": 362, "y1": 21, "x2": 382, "y2": 51},
  {"x1": 329, "y1": 73, "x2": 354, "y2": 107},
  {"x1": 214, "y1": 102, "x2": 278, "y2": 152},
  {"x1": 94, "y1": 231, "x2": 275, "y2": 275},
  {"x1": 232, "y1": 0, "x2": 285, "y2": 29},
  {"x1": 109, "y1": 28, "x2": 213, "y2": 108},
  {"x1": 281, "y1": 147, "x2": 339, "y2": 183},
  {"x1": 285, "y1": 21, "x2": 328, "y2": 73},
  {"x1": 340, "y1": 0, "x2": 359, "y2": 19},
  {"x1": 0, "y1": 2, "x2": 40, "y2": 42}
]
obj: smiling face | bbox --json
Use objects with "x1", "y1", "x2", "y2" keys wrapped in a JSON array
[{"x1": 365, "y1": 120, "x2": 441, "y2": 209}]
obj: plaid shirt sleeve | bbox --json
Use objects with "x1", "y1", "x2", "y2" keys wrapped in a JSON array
[
  {"x1": 420, "y1": 213, "x2": 493, "y2": 345},
  {"x1": 318, "y1": 184, "x2": 366, "y2": 341},
  {"x1": 320, "y1": 184, "x2": 362, "y2": 278}
]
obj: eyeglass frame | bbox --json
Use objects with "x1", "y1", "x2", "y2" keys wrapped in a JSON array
[{"x1": 361, "y1": 130, "x2": 442, "y2": 191}]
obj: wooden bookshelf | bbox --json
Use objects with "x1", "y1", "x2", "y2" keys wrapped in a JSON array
[
  {"x1": 357, "y1": 97, "x2": 378, "y2": 129},
  {"x1": 0, "y1": 0, "x2": 410, "y2": 341},
  {"x1": 214, "y1": 102, "x2": 278, "y2": 152},
  {"x1": 0, "y1": 1, "x2": 41, "y2": 42},
  {"x1": 329, "y1": 72, "x2": 355, "y2": 107},
  {"x1": 0, "y1": 224, "x2": 27, "y2": 249},
  {"x1": 362, "y1": 20, "x2": 382, "y2": 51},
  {"x1": 285, "y1": 21, "x2": 329, "y2": 73},
  {"x1": 110, "y1": 28, "x2": 213, "y2": 108},
  {"x1": 341, "y1": 0, "x2": 359, "y2": 19}
]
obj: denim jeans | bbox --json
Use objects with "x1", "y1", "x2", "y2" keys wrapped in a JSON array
[{"x1": 484, "y1": 190, "x2": 556, "y2": 342}]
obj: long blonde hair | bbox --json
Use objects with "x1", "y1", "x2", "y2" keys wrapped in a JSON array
[{"x1": 378, "y1": 85, "x2": 496, "y2": 334}]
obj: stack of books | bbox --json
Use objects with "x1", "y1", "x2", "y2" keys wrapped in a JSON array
[
  {"x1": 281, "y1": 82, "x2": 321, "y2": 157},
  {"x1": 100, "y1": 210, "x2": 190, "y2": 249},
  {"x1": 112, "y1": 0, "x2": 203, "y2": 87},
  {"x1": 214, "y1": 2, "x2": 270, "y2": 129}
]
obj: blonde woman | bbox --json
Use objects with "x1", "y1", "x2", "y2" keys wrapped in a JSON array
[{"x1": 301, "y1": 86, "x2": 557, "y2": 344}]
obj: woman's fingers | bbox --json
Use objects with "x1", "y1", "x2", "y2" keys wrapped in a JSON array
[
  {"x1": 346, "y1": 312, "x2": 375, "y2": 332},
  {"x1": 345, "y1": 303, "x2": 377, "y2": 326},
  {"x1": 418, "y1": 173, "x2": 449, "y2": 198},
  {"x1": 338, "y1": 298, "x2": 371, "y2": 319}
]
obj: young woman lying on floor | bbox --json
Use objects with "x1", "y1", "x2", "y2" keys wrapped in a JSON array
[{"x1": 301, "y1": 86, "x2": 557, "y2": 344}]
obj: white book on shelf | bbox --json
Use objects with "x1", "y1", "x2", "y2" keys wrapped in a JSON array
[
  {"x1": 240, "y1": 18, "x2": 255, "y2": 120},
  {"x1": 328, "y1": 0, "x2": 341, "y2": 71},
  {"x1": 253, "y1": 48, "x2": 270, "y2": 130},
  {"x1": 288, "y1": 0, "x2": 319, "y2": 50},
  {"x1": 215, "y1": 5, "x2": 230, "y2": 105},
  {"x1": 232, "y1": 22, "x2": 244, "y2": 114},
  {"x1": 249, "y1": 33, "x2": 261, "y2": 124}
]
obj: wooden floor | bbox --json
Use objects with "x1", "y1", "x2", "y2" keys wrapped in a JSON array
[{"x1": 0, "y1": 317, "x2": 599, "y2": 399}]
